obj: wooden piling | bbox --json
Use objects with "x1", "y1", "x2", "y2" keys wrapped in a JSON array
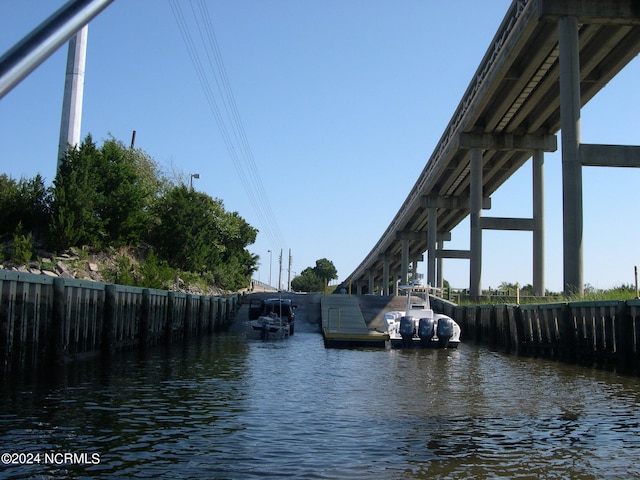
[{"x1": 0, "y1": 270, "x2": 241, "y2": 378}]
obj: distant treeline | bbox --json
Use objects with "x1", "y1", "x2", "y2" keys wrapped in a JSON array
[{"x1": 0, "y1": 135, "x2": 258, "y2": 291}]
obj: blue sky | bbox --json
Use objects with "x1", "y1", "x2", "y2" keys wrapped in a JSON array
[{"x1": 1, "y1": 1, "x2": 638, "y2": 292}]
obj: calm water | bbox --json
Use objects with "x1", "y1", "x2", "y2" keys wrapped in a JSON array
[{"x1": 2, "y1": 328, "x2": 640, "y2": 479}]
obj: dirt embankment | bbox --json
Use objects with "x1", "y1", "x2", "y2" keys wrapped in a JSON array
[{"x1": 0, "y1": 246, "x2": 226, "y2": 296}]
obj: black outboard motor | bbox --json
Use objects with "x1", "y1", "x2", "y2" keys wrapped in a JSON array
[
  {"x1": 436, "y1": 317, "x2": 454, "y2": 348},
  {"x1": 418, "y1": 317, "x2": 436, "y2": 346},
  {"x1": 260, "y1": 318, "x2": 270, "y2": 341},
  {"x1": 399, "y1": 316, "x2": 416, "y2": 347}
]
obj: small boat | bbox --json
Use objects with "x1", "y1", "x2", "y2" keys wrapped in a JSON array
[
  {"x1": 383, "y1": 282, "x2": 461, "y2": 348},
  {"x1": 245, "y1": 297, "x2": 297, "y2": 341},
  {"x1": 244, "y1": 313, "x2": 290, "y2": 341}
]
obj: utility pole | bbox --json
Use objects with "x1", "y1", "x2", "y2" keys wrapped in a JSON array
[
  {"x1": 287, "y1": 249, "x2": 292, "y2": 291},
  {"x1": 278, "y1": 249, "x2": 283, "y2": 292}
]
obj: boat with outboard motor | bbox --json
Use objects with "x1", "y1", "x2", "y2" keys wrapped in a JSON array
[
  {"x1": 382, "y1": 282, "x2": 461, "y2": 348},
  {"x1": 244, "y1": 312, "x2": 291, "y2": 340},
  {"x1": 244, "y1": 297, "x2": 297, "y2": 341}
]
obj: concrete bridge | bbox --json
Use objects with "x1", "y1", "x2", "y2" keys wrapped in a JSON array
[{"x1": 343, "y1": 0, "x2": 640, "y2": 297}]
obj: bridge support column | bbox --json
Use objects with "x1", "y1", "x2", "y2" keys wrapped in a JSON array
[
  {"x1": 559, "y1": 15, "x2": 583, "y2": 296},
  {"x1": 437, "y1": 240, "x2": 444, "y2": 290},
  {"x1": 393, "y1": 268, "x2": 400, "y2": 296},
  {"x1": 382, "y1": 257, "x2": 390, "y2": 296},
  {"x1": 533, "y1": 149, "x2": 545, "y2": 296},
  {"x1": 427, "y1": 206, "x2": 437, "y2": 287},
  {"x1": 470, "y1": 147, "x2": 483, "y2": 296},
  {"x1": 368, "y1": 271, "x2": 374, "y2": 295},
  {"x1": 401, "y1": 239, "x2": 409, "y2": 287}
]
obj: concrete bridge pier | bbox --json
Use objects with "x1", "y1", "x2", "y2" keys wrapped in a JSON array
[
  {"x1": 427, "y1": 206, "x2": 437, "y2": 288},
  {"x1": 462, "y1": 134, "x2": 556, "y2": 298},
  {"x1": 533, "y1": 149, "x2": 544, "y2": 296},
  {"x1": 400, "y1": 238, "x2": 409, "y2": 286},
  {"x1": 470, "y1": 147, "x2": 483, "y2": 297},
  {"x1": 436, "y1": 239, "x2": 444, "y2": 289},
  {"x1": 382, "y1": 257, "x2": 390, "y2": 295},
  {"x1": 559, "y1": 15, "x2": 583, "y2": 296}
]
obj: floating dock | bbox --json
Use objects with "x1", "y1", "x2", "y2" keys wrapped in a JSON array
[{"x1": 321, "y1": 295, "x2": 388, "y2": 348}]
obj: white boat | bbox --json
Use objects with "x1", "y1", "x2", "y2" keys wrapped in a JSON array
[
  {"x1": 383, "y1": 282, "x2": 461, "y2": 349},
  {"x1": 244, "y1": 313, "x2": 291, "y2": 341}
]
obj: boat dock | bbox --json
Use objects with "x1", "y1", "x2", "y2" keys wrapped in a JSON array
[{"x1": 321, "y1": 295, "x2": 388, "y2": 348}]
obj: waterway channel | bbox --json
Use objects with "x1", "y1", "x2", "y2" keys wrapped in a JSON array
[{"x1": 2, "y1": 299, "x2": 640, "y2": 479}]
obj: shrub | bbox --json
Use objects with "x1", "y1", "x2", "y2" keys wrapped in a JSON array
[{"x1": 11, "y1": 223, "x2": 33, "y2": 264}]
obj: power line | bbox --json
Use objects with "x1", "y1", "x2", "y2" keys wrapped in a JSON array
[{"x1": 168, "y1": 0, "x2": 287, "y2": 249}]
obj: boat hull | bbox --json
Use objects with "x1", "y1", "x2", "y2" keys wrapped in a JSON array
[
  {"x1": 389, "y1": 337, "x2": 460, "y2": 349},
  {"x1": 244, "y1": 317, "x2": 291, "y2": 341}
]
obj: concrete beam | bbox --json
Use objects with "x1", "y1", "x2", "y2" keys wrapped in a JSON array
[
  {"x1": 538, "y1": 0, "x2": 640, "y2": 25},
  {"x1": 437, "y1": 249, "x2": 471, "y2": 259},
  {"x1": 437, "y1": 232, "x2": 452, "y2": 242},
  {"x1": 395, "y1": 231, "x2": 423, "y2": 241},
  {"x1": 580, "y1": 144, "x2": 640, "y2": 167},
  {"x1": 421, "y1": 195, "x2": 492, "y2": 210},
  {"x1": 378, "y1": 253, "x2": 400, "y2": 262},
  {"x1": 480, "y1": 217, "x2": 535, "y2": 231},
  {"x1": 458, "y1": 132, "x2": 557, "y2": 152}
]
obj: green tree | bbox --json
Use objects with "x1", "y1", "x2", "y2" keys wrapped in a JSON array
[
  {"x1": 49, "y1": 136, "x2": 104, "y2": 250},
  {"x1": 0, "y1": 174, "x2": 50, "y2": 240},
  {"x1": 0, "y1": 174, "x2": 21, "y2": 238},
  {"x1": 291, "y1": 258, "x2": 338, "y2": 292},
  {"x1": 291, "y1": 267, "x2": 323, "y2": 292},
  {"x1": 49, "y1": 135, "x2": 164, "y2": 250},
  {"x1": 93, "y1": 138, "x2": 160, "y2": 245},
  {"x1": 313, "y1": 258, "x2": 337, "y2": 284},
  {"x1": 3, "y1": 132, "x2": 259, "y2": 292},
  {"x1": 149, "y1": 185, "x2": 257, "y2": 290}
]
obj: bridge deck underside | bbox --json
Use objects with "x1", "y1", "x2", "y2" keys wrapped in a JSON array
[{"x1": 348, "y1": 0, "x2": 640, "y2": 287}]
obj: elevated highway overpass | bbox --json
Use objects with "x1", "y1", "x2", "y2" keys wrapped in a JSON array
[{"x1": 344, "y1": 0, "x2": 640, "y2": 297}]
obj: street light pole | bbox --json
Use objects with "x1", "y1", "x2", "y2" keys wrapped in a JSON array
[
  {"x1": 190, "y1": 173, "x2": 200, "y2": 189},
  {"x1": 268, "y1": 250, "x2": 272, "y2": 289}
]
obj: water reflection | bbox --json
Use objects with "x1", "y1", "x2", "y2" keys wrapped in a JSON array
[{"x1": 1, "y1": 331, "x2": 640, "y2": 478}]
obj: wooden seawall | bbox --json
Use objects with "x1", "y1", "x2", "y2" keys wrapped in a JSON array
[
  {"x1": 431, "y1": 296, "x2": 640, "y2": 373},
  {"x1": 0, "y1": 270, "x2": 240, "y2": 377}
]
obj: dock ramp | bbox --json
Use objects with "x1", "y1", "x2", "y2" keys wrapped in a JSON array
[{"x1": 321, "y1": 295, "x2": 388, "y2": 348}]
